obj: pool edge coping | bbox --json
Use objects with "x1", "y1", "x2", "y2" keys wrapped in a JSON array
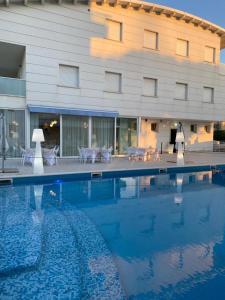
[{"x1": 7, "y1": 162, "x2": 225, "y2": 184}]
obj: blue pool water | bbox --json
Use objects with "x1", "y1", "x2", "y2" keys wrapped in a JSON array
[{"x1": 1, "y1": 170, "x2": 225, "y2": 299}]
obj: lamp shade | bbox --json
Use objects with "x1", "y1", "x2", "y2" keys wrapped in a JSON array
[
  {"x1": 176, "y1": 131, "x2": 184, "y2": 143},
  {"x1": 32, "y1": 129, "x2": 45, "y2": 142}
]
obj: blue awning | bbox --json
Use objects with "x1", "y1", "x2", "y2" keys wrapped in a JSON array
[{"x1": 27, "y1": 105, "x2": 118, "y2": 118}]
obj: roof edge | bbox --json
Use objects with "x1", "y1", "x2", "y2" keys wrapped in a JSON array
[{"x1": 92, "y1": 0, "x2": 225, "y2": 49}]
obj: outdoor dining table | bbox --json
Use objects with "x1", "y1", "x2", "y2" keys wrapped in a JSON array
[
  {"x1": 127, "y1": 147, "x2": 152, "y2": 161},
  {"x1": 82, "y1": 148, "x2": 101, "y2": 164}
]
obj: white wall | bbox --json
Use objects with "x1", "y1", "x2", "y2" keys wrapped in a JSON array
[
  {"x1": 0, "y1": 2, "x2": 225, "y2": 153},
  {"x1": 140, "y1": 119, "x2": 213, "y2": 151},
  {"x1": 0, "y1": 3, "x2": 224, "y2": 122}
]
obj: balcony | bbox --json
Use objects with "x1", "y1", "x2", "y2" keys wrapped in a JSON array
[{"x1": 0, "y1": 76, "x2": 26, "y2": 97}]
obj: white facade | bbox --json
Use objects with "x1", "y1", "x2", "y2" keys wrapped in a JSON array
[{"x1": 0, "y1": 0, "x2": 225, "y2": 156}]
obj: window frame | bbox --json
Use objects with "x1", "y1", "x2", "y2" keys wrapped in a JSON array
[
  {"x1": 203, "y1": 86, "x2": 214, "y2": 104},
  {"x1": 151, "y1": 122, "x2": 159, "y2": 132},
  {"x1": 104, "y1": 71, "x2": 122, "y2": 93},
  {"x1": 175, "y1": 82, "x2": 188, "y2": 101},
  {"x1": 58, "y1": 64, "x2": 79, "y2": 88},
  {"x1": 143, "y1": 29, "x2": 159, "y2": 50},
  {"x1": 106, "y1": 19, "x2": 123, "y2": 42},
  {"x1": 142, "y1": 77, "x2": 158, "y2": 97},
  {"x1": 190, "y1": 124, "x2": 197, "y2": 133},
  {"x1": 176, "y1": 38, "x2": 189, "y2": 57},
  {"x1": 205, "y1": 125, "x2": 211, "y2": 133},
  {"x1": 204, "y1": 46, "x2": 216, "y2": 64}
]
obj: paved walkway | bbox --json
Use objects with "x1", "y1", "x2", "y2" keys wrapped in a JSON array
[{"x1": 1, "y1": 152, "x2": 225, "y2": 178}]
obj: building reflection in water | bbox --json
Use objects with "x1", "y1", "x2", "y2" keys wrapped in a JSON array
[
  {"x1": 78, "y1": 170, "x2": 225, "y2": 298},
  {"x1": 0, "y1": 169, "x2": 221, "y2": 299}
]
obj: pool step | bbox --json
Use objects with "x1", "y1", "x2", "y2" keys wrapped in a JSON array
[
  {"x1": 0, "y1": 178, "x2": 12, "y2": 186},
  {"x1": 65, "y1": 208, "x2": 126, "y2": 300},
  {"x1": 0, "y1": 208, "x2": 81, "y2": 299}
]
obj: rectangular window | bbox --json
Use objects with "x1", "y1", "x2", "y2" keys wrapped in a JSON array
[
  {"x1": 59, "y1": 65, "x2": 79, "y2": 88},
  {"x1": 106, "y1": 19, "x2": 122, "y2": 41},
  {"x1": 176, "y1": 39, "x2": 189, "y2": 57},
  {"x1": 205, "y1": 125, "x2": 211, "y2": 133},
  {"x1": 204, "y1": 46, "x2": 215, "y2": 63},
  {"x1": 144, "y1": 30, "x2": 158, "y2": 50},
  {"x1": 203, "y1": 87, "x2": 214, "y2": 103},
  {"x1": 143, "y1": 78, "x2": 157, "y2": 97},
  {"x1": 175, "y1": 82, "x2": 188, "y2": 100},
  {"x1": 105, "y1": 71, "x2": 122, "y2": 93},
  {"x1": 151, "y1": 123, "x2": 158, "y2": 132},
  {"x1": 190, "y1": 124, "x2": 197, "y2": 133}
]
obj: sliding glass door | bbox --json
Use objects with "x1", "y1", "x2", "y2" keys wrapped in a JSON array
[
  {"x1": 4, "y1": 110, "x2": 25, "y2": 157},
  {"x1": 116, "y1": 118, "x2": 137, "y2": 154},
  {"x1": 92, "y1": 117, "x2": 114, "y2": 149},
  {"x1": 29, "y1": 113, "x2": 139, "y2": 156},
  {"x1": 30, "y1": 113, "x2": 60, "y2": 149},
  {"x1": 62, "y1": 115, "x2": 88, "y2": 156}
]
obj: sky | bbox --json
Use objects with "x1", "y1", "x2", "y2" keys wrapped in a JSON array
[{"x1": 150, "y1": 0, "x2": 225, "y2": 62}]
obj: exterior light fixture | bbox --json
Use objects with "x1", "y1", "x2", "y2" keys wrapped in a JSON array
[
  {"x1": 50, "y1": 120, "x2": 58, "y2": 128},
  {"x1": 32, "y1": 129, "x2": 45, "y2": 175}
]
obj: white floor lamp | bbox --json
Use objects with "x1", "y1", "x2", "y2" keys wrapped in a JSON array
[
  {"x1": 176, "y1": 131, "x2": 185, "y2": 166},
  {"x1": 32, "y1": 129, "x2": 45, "y2": 175}
]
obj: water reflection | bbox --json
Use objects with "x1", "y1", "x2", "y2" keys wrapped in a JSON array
[
  {"x1": 32, "y1": 185, "x2": 44, "y2": 224},
  {"x1": 174, "y1": 173, "x2": 184, "y2": 205},
  {"x1": 76, "y1": 170, "x2": 225, "y2": 298},
  {"x1": 1, "y1": 170, "x2": 225, "y2": 299}
]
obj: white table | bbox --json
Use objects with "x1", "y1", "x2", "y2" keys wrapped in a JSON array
[{"x1": 82, "y1": 148, "x2": 100, "y2": 164}]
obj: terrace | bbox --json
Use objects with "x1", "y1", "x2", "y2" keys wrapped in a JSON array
[{"x1": 1, "y1": 151, "x2": 225, "y2": 179}]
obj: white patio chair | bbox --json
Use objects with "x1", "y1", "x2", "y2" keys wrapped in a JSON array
[
  {"x1": 53, "y1": 146, "x2": 60, "y2": 165},
  {"x1": 152, "y1": 149, "x2": 160, "y2": 161},
  {"x1": 78, "y1": 147, "x2": 85, "y2": 163},
  {"x1": 20, "y1": 147, "x2": 35, "y2": 165},
  {"x1": 101, "y1": 147, "x2": 113, "y2": 163},
  {"x1": 127, "y1": 147, "x2": 138, "y2": 161},
  {"x1": 136, "y1": 148, "x2": 146, "y2": 161},
  {"x1": 43, "y1": 148, "x2": 56, "y2": 166}
]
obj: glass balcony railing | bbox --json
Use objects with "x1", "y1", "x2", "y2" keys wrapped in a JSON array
[{"x1": 0, "y1": 76, "x2": 26, "y2": 97}]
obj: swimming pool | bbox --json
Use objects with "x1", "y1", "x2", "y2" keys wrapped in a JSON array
[{"x1": 1, "y1": 169, "x2": 225, "y2": 299}]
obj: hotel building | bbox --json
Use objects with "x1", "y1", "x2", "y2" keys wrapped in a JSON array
[{"x1": 0, "y1": 0, "x2": 225, "y2": 157}]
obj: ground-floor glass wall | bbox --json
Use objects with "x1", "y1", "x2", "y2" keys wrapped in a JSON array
[
  {"x1": 62, "y1": 115, "x2": 88, "y2": 156},
  {"x1": 92, "y1": 117, "x2": 114, "y2": 149},
  {"x1": 30, "y1": 113, "x2": 60, "y2": 149},
  {"x1": 29, "y1": 113, "x2": 138, "y2": 156},
  {"x1": 116, "y1": 118, "x2": 137, "y2": 154},
  {"x1": 2, "y1": 109, "x2": 25, "y2": 157}
]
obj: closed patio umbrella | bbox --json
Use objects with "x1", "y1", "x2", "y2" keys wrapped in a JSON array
[{"x1": 0, "y1": 111, "x2": 17, "y2": 173}]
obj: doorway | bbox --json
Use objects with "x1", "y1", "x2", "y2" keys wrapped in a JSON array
[{"x1": 170, "y1": 129, "x2": 177, "y2": 153}]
